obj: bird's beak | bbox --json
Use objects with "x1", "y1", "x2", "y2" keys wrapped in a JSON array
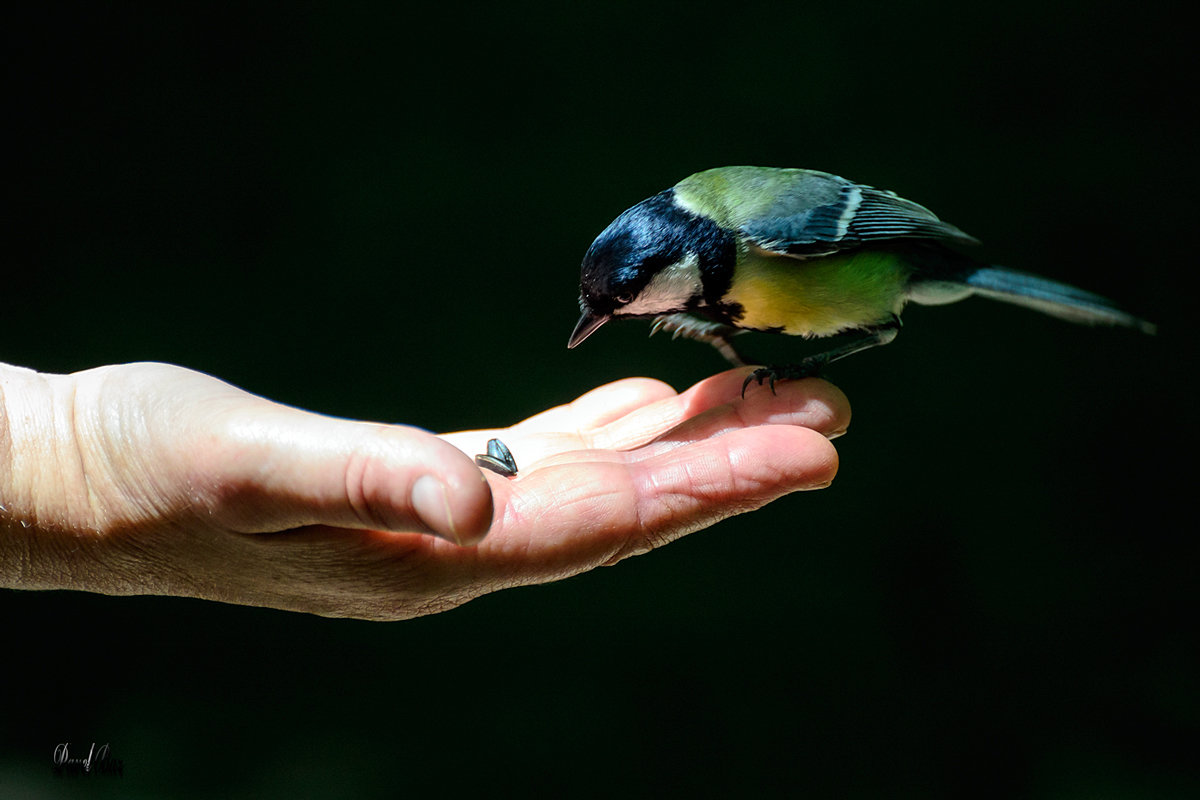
[{"x1": 567, "y1": 310, "x2": 609, "y2": 349}]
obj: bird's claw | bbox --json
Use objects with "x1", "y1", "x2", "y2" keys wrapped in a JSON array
[
  {"x1": 740, "y1": 361, "x2": 824, "y2": 398},
  {"x1": 741, "y1": 368, "x2": 778, "y2": 397}
]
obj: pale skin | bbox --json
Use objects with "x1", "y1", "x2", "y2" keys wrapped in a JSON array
[{"x1": 0, "y1": 361, "x2": 848, "y2": 620}]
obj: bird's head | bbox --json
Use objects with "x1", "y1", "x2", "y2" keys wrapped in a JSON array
[{"x1": 569, "y1": 189, "x2": 715, "y2": 349}]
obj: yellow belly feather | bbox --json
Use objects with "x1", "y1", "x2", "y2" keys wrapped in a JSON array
[{"x1": 724, "y1": 249, "x2": 912, "y2": 337}]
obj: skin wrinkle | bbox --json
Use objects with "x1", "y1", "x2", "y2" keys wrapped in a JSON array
[
  {"x1": 67, "y1": 379, "x2": 105, "y2": 534},
  {"x1": 15, "y1": 377, "x2": 90, "y2": 537},
  {"x1": 629, "y1": 449, "x2": 719, "y2": 550},
  {"x1": 342, "y1": 448, "x2": 381, "y2": 531},
  {"x1": 674, "y1": 437, "x2": 742, "y2": 520},
  {"x1": 86, "y1": 372, "x2": 187, "y2": 538},
  {"x1": 592, "y1": 465, "x2": 656, "y2": 569},
  {"x1": 498, "y1": 464, "x2": 638, "y2": 575},
  {"x1": 101, "y1": 524, "x2": 201, "y2": 595},
  {"x1": 632, "y1": 429, "x2": 816, "y2": 549},
  {"x1": 200, "y1": 527, "x2": 443, "y2": 618},
  {"x1": 654, "y1": 459, "x2": 701, "y2": 521},
  {"x1": 726, "y1": 440, "x2": 788, "y2": 503},
  {"x1": 299, "y1": 541, "x2": 423, "y2": 603},
  {"x1": 27, "y1": 405, "x2": 57, "y2": 525},
  {"x1": 531, "y1": 473, "x2": 630, "y2": 541},
  {"x1": 312, "y1": 526, "x2": 446, "y2": 585},
  {"x1": 483, "y1": 480, "x2": 621, "y2": 587}
]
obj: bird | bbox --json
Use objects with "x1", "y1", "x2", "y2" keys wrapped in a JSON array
[{"x1": 567, "y1": 166, "x2": 1154, "y2": 393}]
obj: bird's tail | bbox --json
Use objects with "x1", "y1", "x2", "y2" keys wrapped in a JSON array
[{"x1": 964, "y1": 266, "x2": 1156, "y2": 334}]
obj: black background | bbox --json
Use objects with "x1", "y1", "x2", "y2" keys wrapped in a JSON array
[{"x1": 3, "y1": 2, "x2": 1196, "y2": 796}]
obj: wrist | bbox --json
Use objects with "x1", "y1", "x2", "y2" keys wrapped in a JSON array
[{"x1": 0, "y1": 363, "x2": 104, "y2": 589}]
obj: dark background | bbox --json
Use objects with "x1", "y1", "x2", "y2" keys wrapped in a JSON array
[{"x1": 3, "y1": 2, "x2": 1196, "y2": 796}]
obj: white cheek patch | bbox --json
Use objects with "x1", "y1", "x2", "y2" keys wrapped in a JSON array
[{"x1": 620, "y1": 253, "x2": 703, "y2": 316}]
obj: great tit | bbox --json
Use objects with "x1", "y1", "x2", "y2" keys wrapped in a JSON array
[{"x1": 568, "y1": 166, "x2": 1154, "y2": 390}]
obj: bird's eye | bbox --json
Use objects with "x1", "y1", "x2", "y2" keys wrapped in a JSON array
[{"x1": 615, "y1": 292, "x2": 634, "y2": 305}]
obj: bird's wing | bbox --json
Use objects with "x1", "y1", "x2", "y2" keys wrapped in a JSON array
[{"x1": 739, "y1": 179, "x2": 980, "y2": 257}]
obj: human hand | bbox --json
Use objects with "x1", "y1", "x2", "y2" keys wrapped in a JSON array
[{"x1": 1, "y1": 361, "x2": 848, "y2": 620}]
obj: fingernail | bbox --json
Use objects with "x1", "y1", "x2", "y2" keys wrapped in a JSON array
[{"x1": 411, "y1": 475, "x2": 460, "y2": 545}]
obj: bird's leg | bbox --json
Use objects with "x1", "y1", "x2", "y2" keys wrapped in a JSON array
[
  {"x1": 709, "y1": 335, "x2": 747, "y2": 367},
  {"x1": 650, "y1": 314, "x2": 747, "y2": 367},
  {"x1": 742, "y1": 317, "x2": 902, "y2": 396}
]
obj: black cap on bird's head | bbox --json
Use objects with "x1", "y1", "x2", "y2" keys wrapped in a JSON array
[{"x1": 569, "y1": 189, "x2": 729, "y2": 349}]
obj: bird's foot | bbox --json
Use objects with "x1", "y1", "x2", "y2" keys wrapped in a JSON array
[{"x1": 741, "y1": 359, "x2": 825, "y2": 398}]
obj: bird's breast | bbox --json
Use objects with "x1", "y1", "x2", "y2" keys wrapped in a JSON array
[{"x1": 723, "y1": 249, "x2": 913, "y2": 337}]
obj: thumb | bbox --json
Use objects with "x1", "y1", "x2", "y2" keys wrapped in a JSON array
[{"x1": 198, "y1": 405, "x2": 495, "y2": 546}]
